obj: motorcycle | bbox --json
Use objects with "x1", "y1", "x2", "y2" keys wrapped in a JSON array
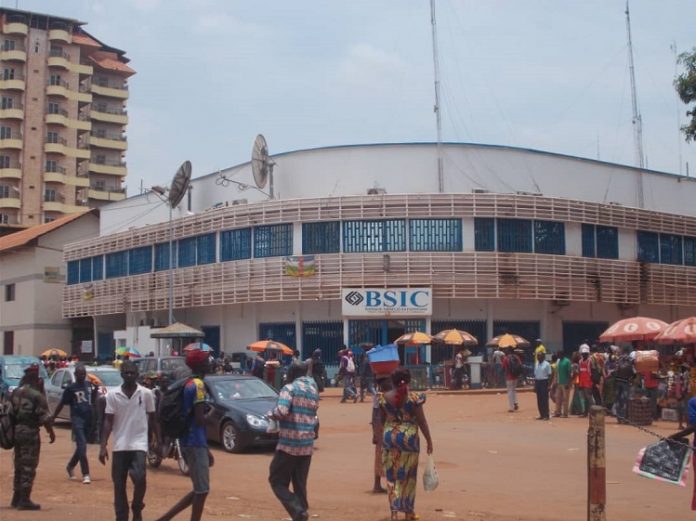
[{"x1": 147, "y1": 436, "x2": 189, "y2": 476}]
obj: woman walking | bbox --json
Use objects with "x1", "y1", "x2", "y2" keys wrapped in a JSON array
[{"x1": 379, "y1": 368, "x2": 433, "y2": 521}]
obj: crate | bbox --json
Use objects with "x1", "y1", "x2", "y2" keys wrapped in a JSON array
[{"x1": 628, "y1": 397, "x2": 653, "y2": 426}]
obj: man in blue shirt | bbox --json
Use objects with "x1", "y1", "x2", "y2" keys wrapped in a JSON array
[
  {"x1": 155, "y1": 349, "x2": 213, "y2": 521},
  {"x1": 534, "y1": 351, "x2": 552, "y2": 420},
  {"x1": 52, "y1": 364, "x2": 97, "y2": 484}
]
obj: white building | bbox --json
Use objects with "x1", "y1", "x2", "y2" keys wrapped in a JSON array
[
  {"x1": 61, "y1": 143, "x2": 696, "y2": 364},
  {"x1": 1, "y1": 210, "x2": 98, "y2": 356}
]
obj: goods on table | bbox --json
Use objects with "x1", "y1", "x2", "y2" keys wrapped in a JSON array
[
  {"x1": 634, "y1": 350, "x2": 659, "y2": 373},
  {"x1": 366, "y1": 344, "x2": 399, "y2": 376}
]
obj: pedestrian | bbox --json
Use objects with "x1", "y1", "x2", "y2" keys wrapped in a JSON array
[
  {"x1": 492, "y1": 347, "x2": 504, "y2": 387},
  {"x1": 534, "y1": 351, "x2": 552, "y2": 420},
  {"x1": 569, "y1": 352, "x2": 586, "y2": 415},
  {"x1": 371, "y1": 376, "x2": 392, "y2": 493},
  {"x1": 359, "y1": 350, "x2": 376, "y2": 402},
  {"x1": 502, "y1": 348, "x2": 521, "y2": 412},
  {"x1": 265, "y1": 351, "x2": 281, "y2": 388},
  {"x1": 533, "y1": 339, "x2": 546, "y2": 366},
  {"x1": 252, "y1": 353, "x2": 265, "y2": 379},
  {"x1": 577, "y1": 344, "x2": 594, "y2": 416},
  {"x1": 339, "y1": 348, "x2": 357, "y2": 403},
  {"x1": 307, "y1": 349, "x2": 326, "y2": 393},
  {"x1": 155, "y1": 350, "x2": 214, "y2": 521},
  {"x1": 268, "y1": 362, "x2": 319, "y2": 521},
  {"x1": 676, "y1": 363, "x2": 692, "y2": 429},
  {"x1": 51, "y1": 363, "x2": 98, "y2": 484},
  {"x1": 668, "y1": 396, "x2": 696, "y2": 510},
  {"x1": 379, "y1": 367, "x2": 434, "y2": 521},
  {"x1": 10, "y1": 364, "x2": 55, "y2": 510},
  {"x1": 602, "y1": 345, "x2": 619, "y2": 412},
  {"x1": 549, "y1": 353, "x2": 558, "y2": 406},
  {"x1": 452, "y1": 349, "x2": 465, "y2": 390},
  {"x1": 614, "y1": 346, "x2": 635, "y2": 423},
  {"x1": 590, "y1": 347, "x2": 605, "y2": 406},
  {"x1": 553, "y1": 351, "x2": 571, "y2": 418},
  {"x1": 641, "y1": 368, "x2": 660, "y2": 420},
  {"x1": 99, "y1": 360, "x2": 158, "y2": 521}
]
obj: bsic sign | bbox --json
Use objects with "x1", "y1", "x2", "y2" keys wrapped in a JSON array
[{"x1": 341, "y1": 288, "x2": 432, "y2": 317}]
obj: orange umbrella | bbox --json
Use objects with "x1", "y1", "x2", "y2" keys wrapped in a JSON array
[
  {"x1": 394, "y1": 331, "x2": 432, "y2": 345},
  {"x1": 247, "y1": 340, "x2": 294, "y2": 356},
  {"x1": 41, "y1": 348, "x2": 68, "y2": 358},
  {"x1": 432, "y1": 329, "x2": 478, "y2": 346},
  {"x1": 654, "y1": 317, "x2": 696, "y2": 344},
  {"x1": 598, "y1": 316, "x2": 668, "y2": 343},
  {"x1": 486, "y1": 334, "x2": 530, "y2": 349}
]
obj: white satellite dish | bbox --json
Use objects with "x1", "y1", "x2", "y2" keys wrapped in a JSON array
[
  {"x1": 251, "y1": 134, "x2": 274, "y2": 197},
  {"x1": 168, "y1": 160, "x2": 192, "y2": 208}
]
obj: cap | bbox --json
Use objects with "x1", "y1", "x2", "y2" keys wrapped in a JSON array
[{"x1": 579, "y1": 344, "x2": 590, "y2": 354}]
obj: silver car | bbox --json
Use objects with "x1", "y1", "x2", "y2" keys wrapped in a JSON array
[{"x1": 45, "y1": 365, "x2": 123, "y2": 420}]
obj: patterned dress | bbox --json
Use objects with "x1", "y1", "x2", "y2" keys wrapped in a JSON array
[{"x1": 379, "y1": 391, "x2": 426, "y2": 514}]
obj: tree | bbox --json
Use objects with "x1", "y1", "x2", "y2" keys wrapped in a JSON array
[{"x1": 675, "y1": 48, "x2": 696, "y2": 142}]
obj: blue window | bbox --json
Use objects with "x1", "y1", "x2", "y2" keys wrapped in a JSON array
[
  {"x1": 178, "y1": 236, "x2": 197, "y2": 267},
  {"x1": 534, "y1": 220, "x2": 565, "y2": 254},
  {"x1": 409, "y1": 219, "x2": 462, "y2": 252},
  {"x1": 343, "y1": 220, "x2": 406, "y2": 253},
  {"x1": 582, "y1": 224, "x2": 618, "y2": 259},
  {"x1": 220, "y1": 228, "x2": 252, "y2": 261},
  {"x1": 128, "y1": 246, "x2": 152, "y2": 275},
  {"x1": 197, "y1": 233, "x2": 216, "y2": 265},
  {"x1": 660, "y1": 233, "x2": 683, "y2": 265},
  {"x1": 581, "y1": 224, "x2": 595, "y2": 257},
  {"x1": 685, "y1": 237, "x2": 696, "y2": 267},
  {"x1": 254, "y1": 224, "x2": 293, "y2": 258},
  {"x1": 302, "y1": 222, "x2": 340, "y2": 254},
  {"x1": 67, "y1": 261, "x2": 79, "y2": 285},
  {"x1": 105, "y1": 251, "x2": 128, "y2": 278},
  {"x1": 155, "y1": 243, "x2": 175, "y2": 271},
  {"x1": 637, "y1": 231, "x2": 659, "y2": 263},
  {"x1": 92, "y1": 256, "x2": 103, "y2": 280},
  {"x1": 79, "y1": 257, "x2": 92, "y2": 283},
  {"x1": 497, "y1": 219, "x2": 532, "y2": 253},
  {"x1": 474, "y1": 218, "x2": 495, "y2": 252}
]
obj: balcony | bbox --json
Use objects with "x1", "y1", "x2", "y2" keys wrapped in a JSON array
[
  {"x1": 70, "y1": 62, "x2": 93, "y2": 76},
  {"x1": 45, "y1": 139, "x2": 91, "y2": 159},
  {"x1": 47, "y1": 49, "x2": 70, "y2": 69},
  {"x1": 88, "y1": 187, "x2": 126, "y2": 201},
  {"x1": 88, "y1": 159, "x2": 127, "y2": 177},
  {"x1": 91, "y1": 83, "x2": 129, "y2": 100},
  {"x1": 0, "y1": 197, "x2": 21, "y2": 209},
  {"x1": 0, "y1": 137, "x2": 22, "y2": 150},
  {"x1": 90, "y1": 106, "x2": 128, "y2": 125},
  {"x1": 46, "y1": 79, "x2": 69, "y2": 98},
  {"x1": 0, "y1": 105, "x2": 23, "y2": 120},
  {"x1": 3, "y1": 18, "x2": 28, "y2": 36},
  {"x1": 44, "y1": 171, "x2": 67, "y2": 184},
  {"x1": 48, "y1": 28, "x2": 71, "y2": 44},
  {"x1": 89, "y1": 132, "x2": 128, "y2": 151},
  {"x1": 0, "y1": 46, "x2": 26, "y2": 62},
  {"x1": 0, "y1": 164, "x2": 21, "y2": 179}
]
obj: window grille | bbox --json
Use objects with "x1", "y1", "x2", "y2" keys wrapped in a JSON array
[
  {"x1": 220, "y1": 228, "x2": 251, "y2": 261},
  {"x1": 534, "y1": 220, "x2": 565, "y2": 255},
  {"x1": 660, "y1": 233, "x2": 683, "y2": 265},
  {"x1": 302, "y1": 321, "x2": 344, "y2": 362},
  {"x1": 254, "y1": 224, "x2": 292, "y2": 258},
  {"x1": 497, "y1": 219, "x2": 532, "y2": 253},
  {"x1": 637, "y1": 231, "x2": 659, "y2": 263},
  {"x1": 343, "y1": 219, "x2": 406, "y2": 253},
  {"x1": 196, "y1": 233, "x2": 216, "y2": 265},
  {"x1": 128, "y1": 246, "x2": 152, "y2": 275},
  {"x1": 474, "y1": 218, "x2": 495, "y2": 251},
  {"x1": 409, "y1": 218, "x2": 462, "y2": 252},
  {"x1": 302, "y1": 221, "x2": 340, "y2": 254}
]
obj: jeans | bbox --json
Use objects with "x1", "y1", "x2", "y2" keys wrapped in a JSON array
[
  {"x1": 554, "y1": 384, "x2": 570, "y2": 416},
  {"x1": 645, "y1": 387, "x2": 658, "y2": 419},
  {"x1": 506, "y1": 380, "x2": 517, "y2": 411},
  {"x1": 615, "y1": 380, "x2": 631, "y2": 421},
  {"x1": 578, "y1": 387, "x2": 594, "y2": 414},
  {"x1": 269, "y1": 450, "x2": 312, "y2": 521},
  {"x1": 181, "y1": 446, "x2": 210, "y2": 494},
  {"x1": 342, "y1": 374, "x2": 357, "y2": 401},
  {"x1": 535, "y1": 379, "x2": 549, "y2": 418},
  {"x1": 68, "y1": 416, "x2": 91, "y2": 476},
  {"x1": 112, "y1": 451, "x2": 146, "y2": 521}
]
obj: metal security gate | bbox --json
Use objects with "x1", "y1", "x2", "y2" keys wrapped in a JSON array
[
  {"x1": 562, "y1": 321, "x2": 609, "y2": 355},
  {"x1": 258, "y1": 322, "x2": 297, "y2": 352},
  {"x1": 348, "y1": 319, "x2": 426, "y2": 348},
  {"x1": 493, "y1": 320, "x2": 540, "y2": 363},
  {"x1": 302, "y1": 321, "x2": 344, "y2": 364},
  {"x1": 431, "y1": 320, "x2": 487, "y2": 362}
]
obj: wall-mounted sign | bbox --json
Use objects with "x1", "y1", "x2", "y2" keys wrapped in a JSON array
[
  {"x1": 341, "y1": 287, "x2": 432, "y2": 317},
  {"x1": 44, "y1": 266, "x2": 64, "y2": 283},
  {"x1": 80, "y1": 340, "x2": 93, "y2": 354}
]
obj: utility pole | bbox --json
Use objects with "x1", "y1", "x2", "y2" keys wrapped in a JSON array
[
  {"x1": 625, "y1": 0, "x2": 645, "y2": 207},
  {"x1": 430, "y1": 0, "x2": 444, "y2": 193}
]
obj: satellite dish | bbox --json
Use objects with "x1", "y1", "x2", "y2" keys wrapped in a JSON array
[
  {"x1": 251, "y1": 134, "x2": 274, "y2": 194},
  {"x1": 168, "y1": 160, "x2": 192, "y2": 208}
]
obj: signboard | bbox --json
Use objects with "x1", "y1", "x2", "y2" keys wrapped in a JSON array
[
  {"x1": 44, "y1": 266, "x2": 64, "y2": 283},
  {"x1": 341, "y1": 287, "x2": 432, "y2": 317},
  {"x1": 80, "y1": 340, "x2": 93, "y2": 354}
]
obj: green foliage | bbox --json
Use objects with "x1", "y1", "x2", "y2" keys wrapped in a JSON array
[{"x1": 675, "y1": 48, "x2": 696, "y2": 142}]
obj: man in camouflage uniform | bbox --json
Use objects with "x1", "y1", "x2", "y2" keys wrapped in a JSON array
[{"x1": 10, "y1": 364, "x2": 55, "y2": 510}]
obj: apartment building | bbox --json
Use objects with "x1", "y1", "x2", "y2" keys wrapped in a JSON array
[{"x1": 0, "y1": 8, "x2": 133, "y2": 231}]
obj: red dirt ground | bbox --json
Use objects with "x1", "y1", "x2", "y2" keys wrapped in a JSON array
[{"x1": 0, "y1": 388, "x2": 690, "y2": 521}]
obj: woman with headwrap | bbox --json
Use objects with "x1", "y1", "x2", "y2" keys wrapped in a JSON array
[{"x1": 378, "y1": 367, "x2": 433, "y2": 521}]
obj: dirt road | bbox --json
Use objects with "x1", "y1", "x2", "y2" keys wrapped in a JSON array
[{"x1": 0, "y1": 388, "x2": 689, "y2": 520}]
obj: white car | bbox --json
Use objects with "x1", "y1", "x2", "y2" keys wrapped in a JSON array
[{"x1": 45, "y1": 365, "x2": 123, "y2": 420}]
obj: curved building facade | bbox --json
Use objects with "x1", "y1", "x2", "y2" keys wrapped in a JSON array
[{"x1": 62, "y1": 143, "x2": 696, "y2": 362}]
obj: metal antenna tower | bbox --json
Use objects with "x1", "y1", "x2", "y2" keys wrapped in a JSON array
[
  {"x1": 625, "y1": 1, "x2": 645, "y2": 207},
  {"x1": 430, "y1": 0, "x2": 444, "y2": 193}
]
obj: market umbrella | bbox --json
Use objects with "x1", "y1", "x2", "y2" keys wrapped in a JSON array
[
  {"x1": 183, "y1": 342, "x2": 212, "y2": 352},
  {"x1": 598, "y1": 316, "x2": 669, "y2": 343},
  {"x1": 247, "y1": 340, "x2": 294, "y2": 356},
  {"x1": 394, "y1": 331, "x2": 432, "y2": 345},
  {"x1": 41, "y1": 348, "x2": 68, "y2": 358},
  {"x1": 432, "y1": 329, "x2": 479, "y2": 346},
  {"x1": 654, "y1": 317, "x2": 696, "y2": 344},
  {"x1": 486, "y1": 334, "x2": 531, "y2": 349},
  {"x1": 115, "y1": 346, "x2": 142, "y2": 358}
]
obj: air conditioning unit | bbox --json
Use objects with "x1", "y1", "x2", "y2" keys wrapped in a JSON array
[
  {"x1": 472, "y1": 188, "x2": 489, "y2": 194},
  {"x1": 516, "y1": 191, "x2": 542, "y2": 196},
  {"x1": 231, "y1": 198, "x2": 248, "y2": 206},
  {"x1": 367, "y1": 187, "x2": 387, "y2": 195}
]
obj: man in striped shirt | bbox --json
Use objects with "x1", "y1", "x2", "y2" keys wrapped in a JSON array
[{"x1": 268, "y1": 362, "x2": 319, "y2": 521}]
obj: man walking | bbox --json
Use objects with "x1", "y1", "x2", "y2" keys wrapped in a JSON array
[
  {"x1": 10, "y1": 364, "x2": 55, "y2": 510},
  {"x1": 502, "y1": 348, "x2": 522, "y2": 412},
  {"x1": 268, "y1": 362, "x2": 319, "y2": 521},
  {"x1": 156, "y1": 349, "x2": 213, "y2": 521},
  {"x1": 52, "y1": 363, "x2": 97, "y2": 484},
  {"x1": 452, "y1": 349, "x2": 466, "y2": 390},
  {"x1": 99, "y1": 361, "x2": 158, "y2": 521},
  {"x1": 339, "y1": 348, "x2": 357, "y2": 403},
  {"x1": 534, "y1": 351, "x2": 552, "y2": 420},
  {"x1": 553, "y1": 351, "x2": 571, "y2": 418},
  {"x1": 614, "y1": 347, "x2": 635, "y2": 423},
  {"x1": 577, "y1": 344, "x2": 594, "y2": 416}
]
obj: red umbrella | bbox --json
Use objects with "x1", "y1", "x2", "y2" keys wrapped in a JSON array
[
  {"x1": 655, "y1": 317, "x2": 696, "y2": 344},
  {"x1": 598, "y1": 316, "x2": 668, "y2": 343}
]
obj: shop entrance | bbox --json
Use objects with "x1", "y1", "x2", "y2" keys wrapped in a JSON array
[{"x1": 348, "y1": 318, "x2": 426, "y2": 364}]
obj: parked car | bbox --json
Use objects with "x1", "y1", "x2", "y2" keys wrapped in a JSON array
[
  {"x1": 45, "y1": 365, "x2": 123, "y2": 420},
  {"x1": 0, "y1": 355, "x2": 49, "y2": 398},
  {"x1": 134, "y1": 356, "x2": 190, "y2": 382}
]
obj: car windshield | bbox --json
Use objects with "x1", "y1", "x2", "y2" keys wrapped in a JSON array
[
  {"x1": 4, "y1": 363, "x2": 49, "y2": 380},
  {"x1": 90, "y1": 370, "x2": 122, "y2": 387},
  {"x1": 210, "y1": 379, "x2": 277, "y2": 401},
  {"x1": 161, "y1": 358, "x2": 186, "y2": 371}
]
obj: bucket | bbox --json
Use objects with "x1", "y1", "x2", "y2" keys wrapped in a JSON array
[{"x1": 367, "y1": 344, "x2": 399, "y2": 376}]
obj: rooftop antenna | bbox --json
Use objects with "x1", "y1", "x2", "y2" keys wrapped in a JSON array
[
  {"x1": 251, "y1": 134, "x2": 275, "y2": 199},
  {"x1": 625, "y1": 0, "x2": 645, "y2": 207},
  {"x1": 671, "y1": 42, "x2": 683, "y2": 176},
  {"x1": 430, "y1": 0, "x2": 444, "y2": 193}
]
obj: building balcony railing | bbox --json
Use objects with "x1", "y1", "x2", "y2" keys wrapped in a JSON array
[
  {"x1": 49, "y1": 49, "x2": 70, "y2": 59},
  {"x1": 47, "y1": 107, "x2": 69, "y2": 117},
  {"x1": 0, "y1": 137, "x2": 22, "y2": 150},
  {"x1": 0, "y1": 76, "x2": 25, "y2": 91},
  {"x1": 0, "y1": 196, "x2": 21, "y2": 209},
  {"x1": 2, "y1": 20, "x2": 28, "y2": 36},
  {"x1": 0, "y1": 106, "x2": 23, "y2": 120},
  {"x1": 0, "y1": 47, "x2": 26, "y2": 62},
  {"x1": 0, "y1": 165, "x2": 21, "y2": 179},
  {"x1": 46, "y1": 136, "x2": 68, "y2": 145},
  {"x1": 48, "y1": 28, "x2": 71, "y2": 44},
  {"x1": 90, "y1": 107, "x2": 128, "y2": 125}
]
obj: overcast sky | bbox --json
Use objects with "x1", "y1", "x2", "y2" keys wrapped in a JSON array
[{"x1": 8, "y1": 0, "x2": 696, "y2": 193}]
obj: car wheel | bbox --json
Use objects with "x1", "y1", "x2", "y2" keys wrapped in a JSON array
[{"x1": 221, "y1": 421, "x2": 245, "y2": 453}]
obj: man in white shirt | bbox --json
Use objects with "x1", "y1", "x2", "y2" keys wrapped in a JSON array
[
  {"x1": 534, "y1": 351, "x2": 552, "y2": 420},
  {"x1": 99, "y1": 361, "x2": 158, "y2": 521}
]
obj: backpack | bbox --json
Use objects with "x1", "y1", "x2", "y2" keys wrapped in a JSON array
[
  {"x1": 0, "y1": 395, "x2": 15, "y2": 450},
  {"x1": 615, "y1": 356, "x2": 634, "y2": 380},
  {"x1": 508, "y1": 355, "x2": 523, "y2": 378},
  {"x1": 157, "y1": 379, "x2": 189, "y2": 439}
]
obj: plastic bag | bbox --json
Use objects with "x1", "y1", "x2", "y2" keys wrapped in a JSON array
[
  {"x1": 423, "y1": 454, "x2": 439, "y2": 492},
  {"x1": 632, "y1": 438, "x2": 691, "y2": 486}
]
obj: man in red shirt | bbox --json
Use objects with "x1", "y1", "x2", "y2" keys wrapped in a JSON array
[
  {"x1": 577, "y1": 344, "x2": 594, "y2": 416},
  {"x1": 501, "y1": 349, "x2": 522, "y2": 412}
]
